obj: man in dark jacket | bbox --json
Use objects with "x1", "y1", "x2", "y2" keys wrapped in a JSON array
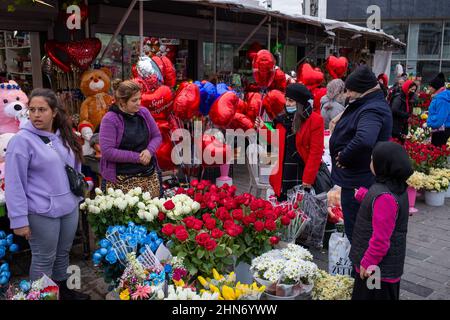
[
  {"x1": 329, "y1": 66, "x2": 393, "y2": 243},
  {"x1": 390, "y1": 80, "x2": 417, "y2": 142}
]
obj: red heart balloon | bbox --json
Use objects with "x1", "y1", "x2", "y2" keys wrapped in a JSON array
[
  {"x1": 263, "y1": 90, "x2": 286, "y2": 120},
  {"x1": 45, "y1": 40, "x2": 71, "y2": 73},
  {"x1": 312, "y1": 87, "x2": 328, "y2": 114},
  {"x1": 252, "y1": 50, "x2": 276, "y2": 89},
  {"x1": 141, "y1": 85, "x2": 173, "y2": 117},
  {"x1": 152, "y1": 56, "x2": 176, "y2": 88},
  {"x1": 269, "y1": 68, "x2": 287, "y2": 92},
  {"x1": 236, "y1": 99, "x2": 248, "y2": 114},
  {"x1": 173, "y1": 83, "x2": 200, "y2": 120},
  {"x1": 230, "y1": 113, "x2": 254, "y2": 131},
  {"x1": 65, "y1": 38, "x2": 101, "y2": 71},
  {"x1": 326, "y1": 56, "x2": 349, "y2": 79},
  {"x1": 155, "y1": 121, "x2": 175, "y2": 170},
  {"x1": 245, "y1": 92, "x2": 262, "y2": 122},
  {"x1": 247, "y1": 42, "x2": 263, "y2": 62},
  {"x1": 297, "y1": 63, "x2": 324, "y2": 90},
  {"x1": 209, "y1": 92, "x2": 239, "y2": 129},
  {"x1": 201, "y1": 134, "x2": 232, "y2": 166}
]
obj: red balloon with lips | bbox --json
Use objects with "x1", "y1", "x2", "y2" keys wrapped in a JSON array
[
  {"x1": 263, "y1": 90, "x2": 286, "y2": 120},
  {"x1": 252, "y1": 50, "x2": 276, "y2": 89},
  {"x1": 173, "y1": 83, "x2": 200, "y2": 120},
  {"x1": 245, "y1": 92, "x2": 262, "y2": 122},
  {"x1": 209, "y1": 91, "x2": 239, "y2": 129},
  {"x1": 141, "y1": 85, "x2": 173, "y2": 117},
  {"x1": 201, "y1": 134, "x2": 232, "y2": 166},
  {"x1": 326, "y1": 56, "x2": 349, "y2": 79},
  {"x1": 230, "y1": 113, "x2": 254, "y2": 131},
  {"x1": 297, "y1": 63, "x2": 324, "y2": 90},
  {"x1": 269, "y1": 68, "x2": 287, "y2": 92}
]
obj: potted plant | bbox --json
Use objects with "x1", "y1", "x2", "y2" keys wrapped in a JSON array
[
  {"x1": 423, "y1": 173, "x2": 449, "y2": 207},
  {"x1": 406, "y1": 171, "x2": 427, "y2": 213}
]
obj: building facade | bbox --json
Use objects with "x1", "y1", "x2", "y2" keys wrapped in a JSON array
[{"x1": 326, "y1": 0, "x2": 450, "y2": 84}]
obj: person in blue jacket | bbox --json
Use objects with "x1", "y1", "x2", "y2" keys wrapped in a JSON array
[
  {"x1": 329, "y1": 66, "x2": 393, "y2": 243},
  {"x1": 427, "y1": 73, "x2": 450, "y2": 147}
]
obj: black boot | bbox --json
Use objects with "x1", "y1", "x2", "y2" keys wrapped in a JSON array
[{"x1": 56, "y1": 280, "x2": 91, "y2": 300}]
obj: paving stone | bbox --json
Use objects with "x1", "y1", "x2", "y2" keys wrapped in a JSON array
[
  {"x1": 406, "y1": 248, "x2": 430, "y2": 261},
  {"x1": 402, "y1": 272, "x2": 427, "y2": 285},
  {"x1": 400, "y1": 279, "x2": 434, "y2": 298},
  {"x1": 408, "y1": 269, "x2": 450, "y2": 284}
]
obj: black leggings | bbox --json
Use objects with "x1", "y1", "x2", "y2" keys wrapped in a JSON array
[{"x1": 352, "y1": 276, "x2": 400, "y2": 300}]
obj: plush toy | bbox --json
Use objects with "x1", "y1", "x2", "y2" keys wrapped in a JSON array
[
  {"x1": 79, "y1": 67, "x2": 114, "y2": 132},
  {"x1": 78, "y1": 122, "x2": 95, "y2": 156},
  {"x1": 0, "y1": 81, "x2": 29, "y2": 134},
  {"x1": 0, "y1": 133, "x2": 15, "y2": 190}
]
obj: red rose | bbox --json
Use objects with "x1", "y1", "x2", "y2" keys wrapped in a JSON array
[
  {"x1": 210, "y1": 185, "x2": 218, "y2": 193},
  {"x1": 254, "y1": 220, "x2": 265, "y2": 232},
  {"x1": 211, "y1": 228, "x2": 224, "y2": 239},
  {"x1": 229, "y1": 185, "x2": 237, "y2": 195},
  {"x1": 207, "y1": 202, "x2": 216, "y2": 210},
  {"x1": 163, "y1": 200, "x2": 175, "y2": 210},
  {"x1": 183, "y1": 216, "x2": 196, "y2": 229},
  {"x1": 176, "y1": 188, "x2": 186, "y2": 195},
  {"x1": 162, "y1": 223, "x2": 175, "y2": 236},
  {"x1": 194, "y1": 193, "x2": 204, "y2": 203},
  {"x1": 202, "y1": 213, "x2": 212, "y2": 222},
  {"x1": 223, "y1": 220, "x2": 235, "y2": 229},
  {"x1": 158, "y1": 212, "x2": 166, "y2": 222},
  {"x1": 205, "y1": 218, "x2": 216, "y2": 230},
  {"x1": 187, "y1": 188, "x2": 195, "y2": 197},
  {"x1": 287, "y1": 211, "x2": 296, "y2": 220},
  {"x1": 191, "y1": 180, "x2": 199, "y2": 187},
  {"x1": 264, "y1": 210, "x2": 277, "y2": 221},
  {"x1": 204, "y1": 239, "x2": 218, "y2": 251},
  {"x1": 195, "y1": 233, "x2": 210, "y2": 246},
  {"x1": 232, "y1": 209, "x2": 244, "y2": 221},
  {"x1": 270, "y1": 236, "x2": 280, "y2": 245},
  {"x1": 265, "y1": 219, "x2": 277, "y2": 231},
  {"x1": 192, "y1": 219, "x2": 204, "y2": 231},
  {"x1": 250, "y1": 202, "x2": 259, "y2": 211},
  {"x1": 224, "y1": 199, "x2": 237, "y2": 210},
  {"x1": 255, "y1": 210, "x2": 265, "y2": 219},
  {"x1": 175, "y1": 228, "x2": 189, "y2": 242},
  {"x1": 247, "y1": 213, "x2": 256, "y2": 223},
  {"x1": 281, "y1": 216, "x2": 291, "y2": 226},
  {"x1": 197, "y1": 183, "x2": 205, "y2": 191},
  {"x1": 242, "y1": 216, "x2": 252, "y2": 226}
]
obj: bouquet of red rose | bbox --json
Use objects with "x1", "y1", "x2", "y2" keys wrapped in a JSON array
[{"x1": 403, "y1": 140, "x2": 450, "y2": 174}]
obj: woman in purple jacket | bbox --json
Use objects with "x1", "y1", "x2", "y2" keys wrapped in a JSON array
[
  {"x1": 5, "y1": 88, "x2": 90, "y2": 299},
  {"x1": 99, "y1": 80, "x2": 162, "y2": 196}
]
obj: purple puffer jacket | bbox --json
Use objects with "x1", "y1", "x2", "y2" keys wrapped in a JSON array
[{"x1": 99, "y1": 106, "x2": 162, "y2": 183}]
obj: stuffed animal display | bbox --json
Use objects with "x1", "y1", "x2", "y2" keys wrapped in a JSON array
[{"x1": 0, "y1": 81, "x2": 29, "y2": 134}]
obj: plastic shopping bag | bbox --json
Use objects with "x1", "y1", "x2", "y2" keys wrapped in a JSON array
[
  {"x1": 328, "y1": 232, "x2": 352, "y2": 276},
  {"x1": 296, "y1": 191, "x2": 328, "y2": 249}
]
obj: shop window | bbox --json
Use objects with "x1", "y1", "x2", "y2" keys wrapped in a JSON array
[
  {"x1": 382, "y1": 22, "x2": 408, "y2": 59},
  {"x1": 203, "y1": 42, "x2": 239, "y2": 81},
  {"x1": 443, "y1": 22, "x2": 450, "y2": 59},
  {"x1": 411, "y1": 61, "x2": 441, "y2": 83},
  {"x1": 417, "y1": 23, "x2": 442, "y2": 59}
]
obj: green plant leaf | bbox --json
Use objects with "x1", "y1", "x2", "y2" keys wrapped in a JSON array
[{"x1": 197, "y1": 249, "x2": 205, "y2": 259}]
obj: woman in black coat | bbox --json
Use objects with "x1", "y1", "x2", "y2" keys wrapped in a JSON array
[{"x1": 390, "y1": 80, "x2": 417, "y2": 142}]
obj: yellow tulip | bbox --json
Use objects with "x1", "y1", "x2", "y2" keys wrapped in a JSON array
[
  {"x1": 209, "y1": 284, "x2": 220, "y2": 294},
  {"x1": 235, "y1": 288, "x2": 243, "y2": 298},
  {"x1": 197, "y1": 276, "x2": 209, "y2": 288},
  {"x1": 119, "y1": 289, "x2": 130, "y2": 301},
  {"x1": 222, "y1": 285, "x2": 237, "y2": 300},
  {"x1": 173, "y1": 279, "x2": 185, "y2": 287},
  {"x1": 212, "y1": 269, "x2": 223, "y2": 281},
  {"x1": 218, "y1": 296, "x2": 225, "y2": 300}
]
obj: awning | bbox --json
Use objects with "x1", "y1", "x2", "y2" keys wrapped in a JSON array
[{"x1": 176, "y1": 0, "x2": 405, "y2": 47}]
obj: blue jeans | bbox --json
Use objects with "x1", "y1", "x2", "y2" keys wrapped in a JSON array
[
  {"x1": 341, "y1": 187, "x2": 361, "y2": 244},
  {"x1": 28, "y1": 208, "x2": 79, "y2": 282}
]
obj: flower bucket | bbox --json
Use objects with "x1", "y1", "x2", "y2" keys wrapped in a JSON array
[
  {"x1": 407, "y1": 187, "x2": 419, "y2": 214},
  {"x1": 234, "y1": 262, "x2": 253, "y2": 285},
  {"x1": 446, "y1": 187, "x2": 450, "y2": 198},
  {"x1": 424, "y1": 190, "x2": 446, "y2": 207}
]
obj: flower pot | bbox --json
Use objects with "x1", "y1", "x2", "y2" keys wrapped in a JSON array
[
  {"x1": 424, "y1": 190, "x2": 446, "y2": 207},
  {"x1": 407, "y1": 187, "x2": 419, "y2": 214},
  {"x1": 234, "y1": 262, "x2": 253, "y2": 284},
  {"x1": 446, "y1": 187, "x2": 450, "y2": 198}
]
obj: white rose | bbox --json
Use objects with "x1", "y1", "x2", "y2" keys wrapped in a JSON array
[
  {"x1": 143, "y1": 211, "x2": 154, "y2": 222},
  {"x1": 118, "y1": 200, "x2": 127, "y2": 211},
  {"x1": 147, "y1": 205, "x2": 159, "y2": 216},
  {"x1": 88, "y1": 205, "x2": 97, "y2": 213},
  {"x1": 94, "y1": 207, "x2": 101, "y2": 214},
  {"x1": 107, "y1": 188, "x2": 115, "y2": 196},
  {"x1": 166, "y1": 293, "x2": 177, "y2": 300},
  {"x1": 191, "y1": 202, "x2": 200, "y2": 213},
  {"x1": 137, "y1": 202, "x2": 146, "y2": 210},
  {"x1": 142, "y1": 192, "x2": 151, "y2": 201},
  {"x1": 95, "y1": 188, "x2": 103, "y2": 196},
  {"x1": 79, "y1": 202, "x2": 87, "y2": 210},
  {"x1": 181, "y1": 205, "x2": 191, "y2": 215},
  {"x1": 133, "y1": 187, "x2": 142, "y2": 195},
  {"x1": 106, "y1": 201, "x2": 113, "y2": 210},
  {"x1": 137, "y1": 210, "x2": 145, "y2": 220},
  {"x1": 85, "y1": 198, "x2": 92, "y2": 205}
]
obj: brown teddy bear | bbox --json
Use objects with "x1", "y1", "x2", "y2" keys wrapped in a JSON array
[{"x1": 79, "y1": 67, "x2": 114, "y2": 132}]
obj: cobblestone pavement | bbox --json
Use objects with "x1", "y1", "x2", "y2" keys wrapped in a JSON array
[{"x1": 6, "y1": 165, "x2": 450, "y2": 300}]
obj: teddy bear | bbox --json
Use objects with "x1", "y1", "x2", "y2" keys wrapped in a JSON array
[
  {"x1": 0, "y1": 133, "x2": 15, "y2": 192},
  {"x1": 0, "y1": 81, "x2": 29, "y2": 134},
  {"x1": 79, "y1": 67, "x2": 114, "y2": 133}
]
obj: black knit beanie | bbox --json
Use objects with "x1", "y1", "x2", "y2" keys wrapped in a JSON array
[
  {"x1": 345, "y1": 66, "x2": 378, "y2": 93},
  {"x1": 285, "y1": 83, "x2": 312, "y2": 106},
  {"x1": 429, "y1": 73, "x2": 446, "y2": 90}
]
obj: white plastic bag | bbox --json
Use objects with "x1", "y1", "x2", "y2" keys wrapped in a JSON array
[{"x1": 328, "y1": 232, "x2": 352, "y2": 276}]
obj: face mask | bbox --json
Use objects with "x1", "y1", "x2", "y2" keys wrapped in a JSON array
[{"x1": 286, "y1": 106, "x2": 297, "y2": 114}]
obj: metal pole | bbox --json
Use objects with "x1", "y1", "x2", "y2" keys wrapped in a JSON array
[
  {"x1": 140, "y1": 0, "x2": 144, "y2": 56},
  {"x1": 99, "y1": 0, "x2": 138, "y2": 63},
  {"x1": 439, "y1": 20, "x2": 445, "y2": 72},
  {"x1": 284, "y1": 20, "x2": 289, "y2": 70},
  {"x1": 267, "y1": 16, "x2": 272, "y2": 49},
  {"x1": 213, "y1": 6, "x2": 217, "y2": 74},
  {"x1": 84, "y1": 0, "x2": 90, "y2": 38},
  {"x1": 236, "y1": 15, "x2": 269, "y2": 52}
]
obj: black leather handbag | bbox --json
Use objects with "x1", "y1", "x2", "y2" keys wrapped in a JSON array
[{"x1": 38, "y1": 136, "x2": 87, "y2": 197}]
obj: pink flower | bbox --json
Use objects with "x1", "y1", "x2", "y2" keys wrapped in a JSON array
[{"x1": 131, "y1": 285, "x2": 153, "y2": 300}]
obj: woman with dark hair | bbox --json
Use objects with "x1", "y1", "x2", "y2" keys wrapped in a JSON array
[
  {"x1": 390, "y1": 80, "x2": 417, "y2": 142},
  {"x1": 100, "y1": 80, "x2": 162, "y2": 195},
  {"x1": 5, "y1": 88, "x2": 90, "y2": 300},
  {"x1": 256, "y1": 83, "x2": 325, "y2": 201},
  {"x1": 350, "y1": 141, "x2": 413, "y2": 300}
]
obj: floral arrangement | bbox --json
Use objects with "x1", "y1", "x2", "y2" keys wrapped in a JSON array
[
  {"x1": 406, "y1": 126, "x2": 431, "y2": 143},
  {"x1": 416, "y1": 91, "x2": 432, "y2": 110},
  {"x1": 311, "y1": 270, "x2": 354, "y2": 300},
  {"x1": 403, "y1": 140, "x2": 450, "y2": 174},
  {"x1": 164, "y1": 285, "x2": 219, "y2": 300},
  {"x1": 407, "y1": 171, "x2": 428, "y2": 190},
  {"x1": 92, "y1": 223, "x2": 164, "y2": 286},
  {"x1": 422, "y1": 173, "x2": 450, "y2": 192},
  {"x1": 251, "y1": 244, "x2": 318, "y2": 297},
  {"x1": 0, "y1": 262, "x2": 10, "y2": 289},
  {"x1": 0, "y1": 191, "x2": 5, "y2": 218},
  {"x1": 82, "y1": 187, "x2": 200, "y2": 238},
  {"x1": 197, "y1": 269, "x2": 265, "y2": 300},
  {"x1": 164, "y1": 181, "x2": 296, "y2": 276},
  {"x1": 8, "y1": 275, "x2": 59, "y2": 300}
]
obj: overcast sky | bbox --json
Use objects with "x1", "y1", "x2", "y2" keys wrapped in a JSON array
[{"x1": 260, "y1": 0, "x2": 303, "y2": 15}]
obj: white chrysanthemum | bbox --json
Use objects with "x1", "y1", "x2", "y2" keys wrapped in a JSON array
[
  {"x1": 95, "y1": 188, "x2": 103, "y2": 195},
  {"x1": 191, "y1": 201, "x2": 200, "y2": 213},
  {"x1": 107, "y1": 188, "x2": 115, "y2": 196},
  {"x1": 137, "y1": 210, "x2": 145, "y2": 220}
]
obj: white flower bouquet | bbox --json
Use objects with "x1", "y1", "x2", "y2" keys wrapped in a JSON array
[
  {"x1": 163, "y1": 285, "x2": 219, "y2": 300},
  {"x1": 311, "y1": 270, "x2": 354, "y2": 300}
]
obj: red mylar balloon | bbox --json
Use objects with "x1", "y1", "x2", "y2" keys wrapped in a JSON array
[
  {"x1": 209, "y1": 91, "x2": 239, "y2": 129},
  {"x1": 297, "y1": 63, "x2": 324, "y2": 90},
  {"x1": 312, "y1": 87, "x2": 327, "y2": 114},
  {"x1": 131, "y1": 64, "x2": 138, "y2": 78},
  {"x1": 247, "y1": 42, "x2": 263, "y2": 62},
  {"x1": 263, "y1": 90, "x2": 286, "y2": 120},
  {"x1": 269, "y1": 68, "x2": 287, "y2": 92},
  {"x1": 230, "y1": 113, "x2": 254, "y2": 131},
  {"x1": 173, "y1": 83, "x2": 200, "y2": 120},
  {"x1": 44, "y1": 40, "x2": 71, "y2": 73},
  {"x1": 245, "y1": 92, "x2": 262, "y2": 122},
  {"x1": 201, "y1": 134, "x2": 232, "y2": 166},
  {"x1": 237, "y1": 99, "x2": 248, "y2": 114},
  {"x1": 156, "y1": 121, "x2": 175, "y2": 170},
  {"x1": 141, "y1": 85, "x2": 173, "y2": 117},
  {"x1": 152, "y1": 56, "x2": 176, "y2": 88},
  {"x1": 65, "y1": 38, "x2": 102, "y2": 71},
  {"x1": 252, "y1": 50, "x2": 276, "y2": 89},
  {"x1": 326, "y1": 56, "x2": 349, "y2": 79}
]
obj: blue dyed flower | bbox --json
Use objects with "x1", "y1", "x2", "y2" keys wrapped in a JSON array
[
  {"x1": 0, "y1": 276, "x2": 8, "y2": 286},
  {"x1": 19, "y1": 280, "x2": 31, "y2": 292},
  {"x1": 164, "y1": 264, "x2": 173, "y2": 274},
  {"x1": 0, "y1": 247, "x2": 5, "y2": 259},
  {"x1": 99, "y1": 239, "x2": 111, "y2": 249},
  {"x1": 118, "y1": 226, "x2": 126, "y2": 233},
  {"x1": 128, "y1": 238, "x2": 138, "y2": 248},
  {"x1": 99, "y1": 248, "x2": 108, "y2": 256},
  {"x1": 149, "y1": 232, "x2": 158, "y2": 241},
  {"x1": 105, "y1": 251, "x2": 118, "y2": 264},
  {"x1": 0, "y1": 271, "x2": 11, "y2": 279},
  {"x1": 0, "y1": 263, "x2": 9, "y2": 272},
  {"x1": 0, "y1": 239, "x2": 7, "y2": 247},
  {"x1": 9, "y1": 244, "x2": 19, "y2": 253},
  {"x1": 150, "y1": 242, "x2": 158, "y2": 253},
  {"x1": 0, "y1": 231, "x2": 6, "y2": 239},
  {"x1": 155, "y1": 238, "x2": 163, "y2": 247}
]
